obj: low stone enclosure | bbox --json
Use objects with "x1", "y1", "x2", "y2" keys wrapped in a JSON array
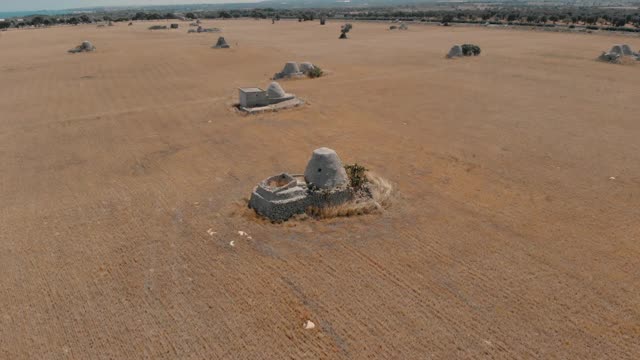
[
  {"x1": 68, "y1": 41, "x2": 96, "y2": 54},
  {"x1": 213, "y1": 37, "x2": 230, "y2": 49},
  {"x1": 249, "y1": 148, "x2": 392, "y2": 221},
  {"x1": 598, "y1": 44, "x2": 639, "y2": 63},
  {"x1": 237, "y1": 81, "x2": 303, "y2": 114},
  {"x1": 273, "y1": 61, "x2": 322, "y2": 80},
  {"x1": 447, "y1": 44, "x2": 482, "y2": 58}
]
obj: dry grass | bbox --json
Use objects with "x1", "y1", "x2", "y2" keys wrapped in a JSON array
[
  {"x1": 2, "y1": 19, "x2": 640, "y2": 359},
  {"x1": 306, "y1": 172, "x2": 393, "y2": 218}
]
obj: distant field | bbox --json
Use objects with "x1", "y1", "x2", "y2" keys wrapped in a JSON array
[{"x1": 0, "y1": 19, "x2": 639, "y2": 359}]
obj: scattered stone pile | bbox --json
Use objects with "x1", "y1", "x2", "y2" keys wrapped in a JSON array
[
  {"x1": 447, "y1": 44, "x2": 481, "y2": 58},
  {"x1": 213, "y1": 36, "x2": 230, "y2": 48},
  {"x1": 68, "y1": 41, "x2": 96, "y2": 54},
  {"x1": 598, "y1": 44, "x2": 639, "y2": 63},
  {"x1": 249, "y1": 148, "x2": 354, "y2": 221},
  {"x1": 273, "y1": 61, "x2": 322, "y2": 79}
]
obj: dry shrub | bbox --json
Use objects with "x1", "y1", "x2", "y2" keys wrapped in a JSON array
[{"x1": 306, "y1": 172, "x2": 393, "y2": 219}]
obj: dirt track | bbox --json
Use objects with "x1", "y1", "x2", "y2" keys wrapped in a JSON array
[{"x1": 1, "y1": 20, "x2": 639, "y2": 359}]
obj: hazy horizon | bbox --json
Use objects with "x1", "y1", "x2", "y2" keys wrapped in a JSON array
[{"x1": 0, "y1": 0, "x2": 261, "y2": 12}]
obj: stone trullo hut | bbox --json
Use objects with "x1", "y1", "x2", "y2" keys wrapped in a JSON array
[
  {"x1": 238, "y1": 81, "x2": 299, "y2": 112},
  {"x1": 446, "y1": 45, "x2": 463, "y2": 58},
  {"x1": 599, "y1": 44, "x2": 639, "y2": 63},
  {"x1": 68, "y1": 41, "x2": 96, "y2": 54},
  {"x1": 273, "y1": 62, "x2": 303, "y2": 79},
  {"x1": 249, "y1": 148, "x2": 354, "y2": 221},
  {"x1": 213, "y1": 37, "x2": 230, "y2": 49},
  {"x1": 273, "y1": 62, "x2": 319, "y2": 79},
  {"x1": 298, "y1": 62, "x2": 316, "y2": 74}
]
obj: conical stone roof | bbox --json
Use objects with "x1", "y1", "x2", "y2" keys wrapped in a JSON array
[
  {"x1": 447, "y1": 45, "x2": 463, "y2": 58},
  {"x1": 304, "y1": 148, "x2": 349, "y2": 189},
  {"x1": 213, "y1": 37, "x2": 230, "y2": 48},
  {"x1": 267, "y1": 81, "x2": 287, "y2": 99}
]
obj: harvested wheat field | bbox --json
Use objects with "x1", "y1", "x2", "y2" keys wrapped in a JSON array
[{"x1": 1, "y1": 19, "x2": 639, "y2": 359}]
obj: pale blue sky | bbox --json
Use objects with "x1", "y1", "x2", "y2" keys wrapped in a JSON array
[{"x1": 1, "y1": 1, "x2": 258, "y2": 12}]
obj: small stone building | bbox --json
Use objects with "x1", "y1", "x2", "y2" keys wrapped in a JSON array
[
  {"x1": 239, "y1": 87, "x2": 269, "y2": 108},
  {"x1": 238, "y1": 82, "x2": 295, "y2": 109},
  {"x1": 249, "y1": 148, "x2": 353, "y2": 221}
]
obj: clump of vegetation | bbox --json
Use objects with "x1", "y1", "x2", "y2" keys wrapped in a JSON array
[
  {"x1": 344, "y1": 163, "x2": 368, "y2": 190},
  {"x1": 148, "y1": 25, "x2": 167, "y2": 30},
  {"x1": 307, "y1": 66, "x2": 324, "y2": 78},
  {"x1": 339, "y1": 23, "x2": 352, "y2": 39},
  {"x1": 461, "y1": 44, "x2": 481, "y2": 56}
]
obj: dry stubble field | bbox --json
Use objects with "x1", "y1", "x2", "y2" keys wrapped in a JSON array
[{"x1": 0, "y1": 19, "x2": 639, "y2": 359}]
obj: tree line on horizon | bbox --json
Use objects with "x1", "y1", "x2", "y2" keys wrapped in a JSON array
[{"x1": 1, "y1": 6, "x2": 639, "y2": 32}]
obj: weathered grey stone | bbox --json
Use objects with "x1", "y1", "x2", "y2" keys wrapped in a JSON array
[
  {"x1": 266, "y1": 82, "x2": 295, "y2": 103},
  {"x1": 213, "y1": 37, "x2": 230, "y2": 48},
  {"x1": 304, "y1": 147, "x2": 349, "y2": 189},
  {"x1": 274, "y1": 62, "x2": 303, "y2": 79},
  {"x1": 610, "y1": 45, "x2": 623, "y2": 55},
  {"x1": 621, "y1": 44, "x2": 633, "y2": 56},
  {"x1": 299, "y1": 62, "x2": 316, "y2": 74},
  {"x1": 68, "y1": 41, "x2": 96, "y2": 53},
  {"x1": 249, "y1": 173, "x2": 309, "y2": 221},
  {"x1": 599, "y1": 51, "x2": 621, "y2": 62},
  {"x1": 447, "y1": 45, "x2": 463, "y2": 58}
]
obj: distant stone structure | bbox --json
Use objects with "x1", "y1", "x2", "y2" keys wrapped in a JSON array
[
  {"x1": 273, "y1": 62, "x2": 303, "y2": 79},
  {"x1": 599, "y1": 44, "x2": 639, "y2": 63},
  {"x1": 447, "y1": 45, "x2": 463, "y2": 58},
  {"x1": 238, "y1": 81, "x2": 301, "y2": 113},
  {"x1": 299, "y1": 62, "x2": 317, "y2": 74},
  {"x1": 266, "y1": 82, "x2": 295, "y2": 103},
  {"x1": 68, "y1": 41, "x2": 96, "y2": 54},
  {"x1": 447, "y1": 44, "x2": 481, "y2": 58},
  {"x1": 249, "y1": 148, "x2": 354, "y2": 221},
  {"x1": 621, "y1": 44, "x2": 634, "y2": 56},
  {"x1": 273, "y1": 61, "x2": 319, "y2": 79},
  {"x1": 170, "y1": 23, "x2": 179, "y2": 29},
  {"x1": 213, "y1": 37, "x2": 230, "y2": 48}
]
